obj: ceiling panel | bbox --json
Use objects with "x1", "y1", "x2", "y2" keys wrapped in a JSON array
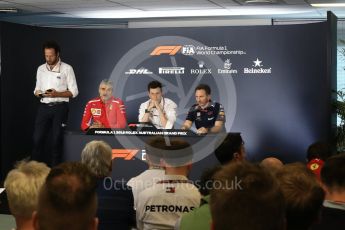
[
  {"x1": 0, "y1": 1, "x2": 15, "y2": 6},
  {"x1": 125, "y1": 1, "x2": 222, "y2": 11},
  {"x1": 50, "y1": 7, "x2": 128, "y2": 12},
  {"x1": 113, "y1": 0, "x2": 210, "y2": 2},
  {"x1": 206, "y1": 0, "x2": 239, "y2": 6},
  {"x1": 307, "y1": 0, "x2": 345, "y2": 3},
  {"x1": 0, "y1": 0, "x2": 344, "y2": 27},
  {"x1": 5, "y1": 0, "x2": 103, "y2": 3},
  {"x1": 283, "y1": 0, "x2": 309, "y2": 4},
  {"x1": 25, "y1": 2, "x2": 123, "y2": 8}
]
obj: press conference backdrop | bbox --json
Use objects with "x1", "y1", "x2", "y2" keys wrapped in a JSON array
[{"x1": 0, "y1": 21, "x2": 330, "y2": 180}]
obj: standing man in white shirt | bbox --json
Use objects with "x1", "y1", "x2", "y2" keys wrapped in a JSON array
[
  {"x1": 32, "y1": 41, "x2": 78, "y2": 166},
  {"x1": 138, "y1": 81, "x2": 177, "y2": 129}
]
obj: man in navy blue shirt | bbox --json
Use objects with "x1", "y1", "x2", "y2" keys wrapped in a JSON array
[{"x1": 182, "y1": 84, "x2": 226, "y2": 135}]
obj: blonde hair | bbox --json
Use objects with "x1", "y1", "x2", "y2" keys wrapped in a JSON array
[
  {"x1": 4, "y1": 160, "x2": 50, "y2": 218},
  {"x1": 81, "y1": 140, "x2": 112, "y2": 177}
]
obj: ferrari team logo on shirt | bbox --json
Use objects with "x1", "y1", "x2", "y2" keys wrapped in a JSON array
[{"x1": 91, "y1": 108, "x2": 101, "y2": 116}]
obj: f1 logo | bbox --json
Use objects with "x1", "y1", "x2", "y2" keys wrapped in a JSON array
[
  {"x1": 150, "y1": 46, "x2": 182, "y2": 56},
  {"x1": 112, "y1": 149, "x2": 139, "y2": 160}
]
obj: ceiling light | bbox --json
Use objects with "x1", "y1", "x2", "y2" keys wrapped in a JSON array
[
  {"x1": 311, "y1": 3, "x2": 345, "y2": 7},
  {"x1": 0, "y1": 8, "x2": 17, "y2": 13},
  {"x1": 245, "y1": 0, "x2": 275, "y2": 3},
  {"x1": 69, "y1": 7, "x2": 311, "y2": 19}
]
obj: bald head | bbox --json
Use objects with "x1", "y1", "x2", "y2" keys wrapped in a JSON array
[{"x1": 260, "y1": 157, "x2": 283, "y2": 174}]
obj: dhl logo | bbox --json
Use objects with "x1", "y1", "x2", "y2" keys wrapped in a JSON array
[
  {"x1": 112, "y1": 149, "x2": 139, "y2": 160},
  {"x1": 150, "y1": 46, "x2": 182, "y2": 56}
]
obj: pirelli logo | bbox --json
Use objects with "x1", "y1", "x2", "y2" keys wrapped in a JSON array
[
  {"x1": 150, "y1": 46, "x2": 182, "y2": 56},
  {"x1": 112, "y1": 149, "x2": 139, "y2": 160}
]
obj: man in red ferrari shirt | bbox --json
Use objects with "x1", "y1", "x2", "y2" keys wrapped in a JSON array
[{"x1": 81, "y1": 79, "x2": 127, "y2": 131}]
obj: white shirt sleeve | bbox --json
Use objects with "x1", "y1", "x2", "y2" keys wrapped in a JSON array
[
  {"x1": 66, "y1": 65, "x2": 78, "y2": 98},
  {"x1": 164, "y1": 99, "x2": 177, "y2": 129},
  {"x1": 138, "y1": 101, "x2": 148, "y2": 122},
  {"x1": 34, "y1": 66, "x2": 42, "y2": 94}
]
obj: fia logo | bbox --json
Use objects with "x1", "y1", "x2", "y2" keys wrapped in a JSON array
[{"x1": 182, "y1": 45, "x2": 196, "y2": 55}]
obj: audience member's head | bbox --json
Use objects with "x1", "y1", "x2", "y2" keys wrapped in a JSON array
[
  {"x1": 210, "y1": 162, "x2": 285, "y2": 230},
  {"x1": 146, "y1": 137, "x2": 193, "y2": 175},
  {"x1": 81, "y1": 140, "x2": 112, "y2": 178},
  {"x1": 198, "y1": 165, "x2": 222, "y2": 196},
  {"x1": 306, "y1": 141, "x2": 332, "y2": 162},
  {"x1": 145, "y1": 137, "x2": 165, "y2": 167},
  {"x1": 275, "y1": 162, "x2": 325, "y2": 230},
  {"x1": 33, "y1": 162, "x2": 98, "y2": 230},
  {"x1": 306, "y1": 141, "x2": 332, "y2": 180},
  {"x1": 4, "y1": 161, "x2": 50, "y2": 230},
  {"x1": 320, "y1": 153, "x2": 345, "y2": 200},
  {"x1": 260, "y1": 157, "x2": 283, "y2": 175},
  {"x1": 214, "y1": 133, "x2": 245, "y2": 165},
  {"x1": 306, "y1": 158, "x2": 324, "y2": 181},
  {"x1": 162, "y1": 139, "x2": 193, "y2": 168}
]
